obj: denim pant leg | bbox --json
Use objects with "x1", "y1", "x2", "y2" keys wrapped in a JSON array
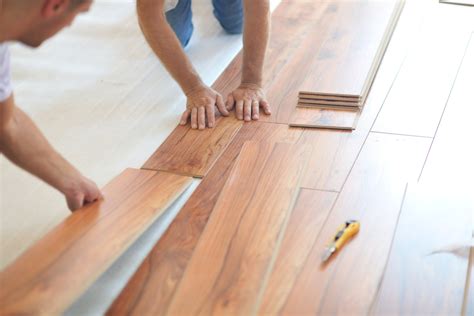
[
  {"x1": 165, "y1": 0, "x2": 194, "y2": 48},
  {"x1": 212, "y1": 0, "x2": 244, "y2": 34}
]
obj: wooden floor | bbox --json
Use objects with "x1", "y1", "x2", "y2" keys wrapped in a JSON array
[{"x1": 1, "y1": 0, "x2": 473, "y2": 314}]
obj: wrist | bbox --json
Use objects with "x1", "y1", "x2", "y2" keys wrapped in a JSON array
[
  {"x1": 240, "y1": 82, "x2": 262, "y2": 90},
  {"x1": 183, "y1": 80, "x2": 207, "y2": 97}
]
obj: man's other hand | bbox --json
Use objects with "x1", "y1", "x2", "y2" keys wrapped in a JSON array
[
  {"x1": 227, "y1": 84, "x2": 271, "y2": 121},
  {"x1": 63, "y1": 176, "x2": 103, "y2": 212},
  {"x1": 180, "y1": 86, "x2": 229, "y2": 129}
]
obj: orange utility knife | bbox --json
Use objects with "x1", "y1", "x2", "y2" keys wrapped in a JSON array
[{"x1": 321, "y1": 220, "x2": 360, "y2": 262}]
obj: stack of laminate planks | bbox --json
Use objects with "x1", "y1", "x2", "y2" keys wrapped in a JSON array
[{"x1": 290, "y1": 0, "x2": 405, "y2": 130}]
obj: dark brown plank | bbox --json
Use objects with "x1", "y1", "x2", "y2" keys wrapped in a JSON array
[
  {"x1": 0, "y1": 169, "x2": 192, "y2": 315},
  {"x1": 372, "y1": 183, "x2": 472, "y2": 315},
  {"x1": 107, "y1": 123, "x2": 303, "y2": 315}
]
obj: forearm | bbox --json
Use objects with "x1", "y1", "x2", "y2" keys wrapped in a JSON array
[
  {"x1": 137, "y1": 0, "x2": 204, "y2": 94},
  {"x1": 241, "y1": 0, "x2": 270, "y2": 87},
  {"x1": 0, "y1": 102, "x2": 82, "y2": 195}
]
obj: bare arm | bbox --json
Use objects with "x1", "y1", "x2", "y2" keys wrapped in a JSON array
[
  {"x1": 227, "y1": 0, "x2": 271, "y2": 121},
  {"x1": 137, "y1": 0, "x2": 228, "y2": 129},
  {"x1": 0, "y1": 95, "x2": 102, "y2": 211}
]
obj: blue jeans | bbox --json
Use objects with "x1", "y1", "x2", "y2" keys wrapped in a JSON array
[{"x1": 166, "y1": 0, "x2": 243, "y2": 47}]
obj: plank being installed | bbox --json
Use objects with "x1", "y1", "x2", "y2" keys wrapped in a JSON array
[
  {"x1": 276, "y1": 133, "x2": 431, "y2": 315},
  {"x1": 257, "y1": 189, "x2": 338, "y2": 315},
  {"x1": 107, "y1": 123, "x2": 303, "y2": 315},
  {"x1": 0, "y1": 169, "x2": 192, "y2": 315},
  {"x1": 372, "y1": 183, "x2": 472, "y2": 315},
  {"x1": 141, "y1": 1, "x2": 327, "y2": 176},
  {"x1": 289, "y1": 107, "x2": 359, "y2": 130},
  {"x1": 166, "y1": 141, "x2": 311, "y2": 315}
]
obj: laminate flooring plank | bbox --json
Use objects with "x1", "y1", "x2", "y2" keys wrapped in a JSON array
[
  {"x1": 298, "y1": 0, "x2": 402, "y2": 98},
  {"x1": 298, "y1": 0, "x2": 426, "y2": 191},
  {"x1": 372, "y1": 183, "x2": 472, "y2": 315},
  {"x1": 289, "y1": 107, "x2": 359, "y2": 130},
  {"x1": 297, "y1": 103, "x2": 360, "y2": 111},
  {"x1": 0, "y1": 169, "x2": 192, "y2": 315},
  {"x1": 372, "y1": 4, "x2": 474, "y2": 137},
  {"x1": 166, "y1": 141, "x2": 311, "y2": 316},
  {"x1": 107, "y1": 123, "x2": 303, "y2": 315},
  {"x1": 141, "y1": 2, "x2": 327, "y2": 176},
  {"x1": 298, "y1": 98, "x2": 360, "y2": 107},
  {"x1": 278, "y1": 133, "x2": 431, "y2": 315},
  {"x1": 257, "y1": 189, "x2": 338, "y2": 315},
  {"x1": 299, "y1": 92, "x2": 360, "y2": 102},
  {"x1": 419, "y1": 33, "x2": 474, "y2": 187}
]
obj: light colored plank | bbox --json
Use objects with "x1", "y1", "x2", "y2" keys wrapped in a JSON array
[
  {"x1": 257, "y1": 189, "x2": 338, "y2": 315},
  {"x1": 420, "y1": 33, "x2": 474, "y2": 186},
  {"x1": 166, "y1": 141, "x2": 311, "y2": 316},
  {"x1": 464, "y1": 246, "x2": 474, "y2": 316},
  {"x1": 372, "y1": 4, "x2": 473, "y2": 137},
  {"x1": 440, "y1": 0, "x2": 474, "y2": 6},
  {"x1": 0, "y1": 168, "x2": 192, "y2": 315},
  {"x1": 107, "y1": 123, "x2": 303, "y2": 315},
  {"x1": 279, "y1": 133, "x2": 431, "y2": 315},
  {"x1": 372, "y1": 183, "x2": 472, "y2": 315},
  {"x1": 289, "y1": 107, "x2": 359, "y2": 130}
]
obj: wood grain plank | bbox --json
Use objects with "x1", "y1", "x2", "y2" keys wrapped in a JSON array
[
  {"x1": 289, "y1": 107, "x2": 359, "y2": 130},
  {"x1": 257, "y1": 189, "x2": 338, "y2": 315},
  {"x1": 107, "y1": 123, "x2": 303, "y2": 315},
  {"x1": 278, "y1": 133, "x2": 431, "y2": 315},
  {"x1": 372, "y1": 5, "x2": 473, "y2": 137},
  {"x1": 297, "y1": 103, "x2": 360, "y2": 111},
  {"x1": 298, "y1": 98, "x2": 360, "y2": 107},
  {"x1": 372, "y1": 183, "x2": 472, "y2": 315},
  {"x1": 0, "y1": 169, "x2": 192, "y2": 315},
  {"x1": 141, "y1": 1, "x2": 327, "y2": 177},
  {"x1": 166, "y1": 141, "x2": 311, "y2": 315}
]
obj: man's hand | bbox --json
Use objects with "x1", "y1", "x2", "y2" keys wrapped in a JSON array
[
  {"x1": 227, "y1": 84, "x2": 271, "y2": 121},
  {"x1": 62, "y1": 175, "x2": 103, "y2": 211},
  {"x1": 180, "y1": 86, "x2": 229, "y2": 129}
]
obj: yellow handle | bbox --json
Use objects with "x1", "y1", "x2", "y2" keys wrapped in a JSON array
[{"x1": 333, "y1": 221, "x2": 360, "y2": 250}]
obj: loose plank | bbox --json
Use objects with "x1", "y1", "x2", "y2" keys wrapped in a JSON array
[
  {"x1": 107, "y1": 123, "x2": 303, "y2": 315},
  {"x1": 0, "y1": 168, "x2": 192, "y2": 315},
  {"x1": 166, "y1": 141, "x2": 311, "y2": 315},
  {"x1": 289, "y1": 107, "x2": 359, "y2": 130},
  {"x1": 372, "y1": 4, "x2": 473, "y2": 137},
  {"x1": 298, "y1": 0, "x2": 403, "y2": 99},
  {"x1": 257, "y1": 189, "x2": 338, "y2": 315},
  {"x1": 278, "y1": 133, "x2": 430, "y2": 315},
  {"x1": 372, "y1": 183, "x2": 472, "y2": 315}
]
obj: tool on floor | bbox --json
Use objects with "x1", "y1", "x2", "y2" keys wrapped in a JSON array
[{"x1": 321, "y1": 220, "x2": 360, "y2": 262}]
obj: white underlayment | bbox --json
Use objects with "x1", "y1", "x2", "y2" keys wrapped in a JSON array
[{"x1": 0, "y1": 0, "x2": 280, "y2": 312}]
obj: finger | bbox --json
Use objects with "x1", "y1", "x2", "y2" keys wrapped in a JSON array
[
  {"x1": 261, "y1": 100, "x2": 272, "y2": 115},
  {"x1": 216, "y1": 94, "x2": 229, "y2": 116},
  {"x1": 180, "y1": 110, "x2": 191, "y2": 125},
  {"x1": 236, "y1": 100, "x2": 244, "y2": 120},
  {"x1": 252, "y1": 100, "x2": 259, "y2": 120},
  {"x1": 243, "y1": 100, "x2": 252, "y2": 122},
  {"x1": 191, "y1": 108, "x2": 198, "y2": 129},
  {"x1": 67, "y1": 194, "x2": 84, "y2": 212},
  {"x1": 226, "y1": 94, "x2": 235, "y2": 111},
  {"x1": 198, "y1": 106, "x2": 206, "y2": 130},
  {"x1": 206, "y1": 104, "x2": 215, "y2": 128}
]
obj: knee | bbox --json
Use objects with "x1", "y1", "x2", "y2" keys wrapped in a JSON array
[
  {"x1": 212, "y1": 0, "x2": 243, "y2": 34},
  {"x1": 165, "y1": 0, "x2": 194, "y2": 47}
]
